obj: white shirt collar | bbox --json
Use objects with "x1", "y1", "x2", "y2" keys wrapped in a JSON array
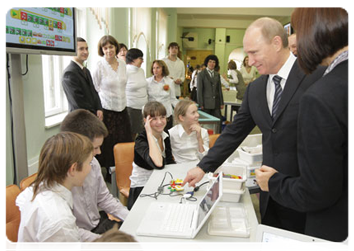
[
  {"x1": 51, "y1": 183, "x2": 74, "y2": 209},
  {"x1": 269, "y1": 52, "x2": 296, "y2": 83},
  {"x1": 72, "y1": 59, "x2": 84, "y2": 70},
  {"x1": 177, "y1": 123, "x2": 196, "y2": 138}
]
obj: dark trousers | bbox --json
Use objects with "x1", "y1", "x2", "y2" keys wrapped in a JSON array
[
  {"x1": 91, "y1": 211, "x2": 123, "y2": 234},
  {"x1": 261, "y1": 197, "x2": 306, "y2": 234}
]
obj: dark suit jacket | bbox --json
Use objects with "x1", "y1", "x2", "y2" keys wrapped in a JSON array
[
  {"x1": 197, "y1": 69, "x2": 224, "y2": 109},
  {"x1": 269, "y1": 60, "x2": 348, "y2": 242},
  {"x1": 62, "y1": 61, "x2": 102, "y2": 114},
  {"x1": 198, "y1": 60, "x2": 325, "y2": 226}
]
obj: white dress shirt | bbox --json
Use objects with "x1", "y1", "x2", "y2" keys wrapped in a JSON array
[
  {"x1": 16, "y1": 183, "x2": 81, "y2": 242},
  {"x1": 130, "y1": 131, "x2": 169, "y2": 188},
  {"x1": 71, "y1": 157, "x2": 129, "y2": 242},
  {"x1": 168, "y1": 124, "x2": 209, "y2": 163},
  {"x1": 190, "y1": 69, "x2": 200, "y2": 89},
  {"x1": 92, "y1": 57, "x2": 127, "y2": 112},
  {"x1": 146, "y1": 76, "x2": 179, "y2": 117},
  {"x1": 162, "y1": 57, "x2": 186, "y2": 96},
  {"x1": 126, "y1": 64, "x2": 148, "y2": 109},
  {"x1": 266, "y1": 53, "x2": 297, "y2": 115}
]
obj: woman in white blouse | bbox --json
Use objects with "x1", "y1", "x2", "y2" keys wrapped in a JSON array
[
  {"x1": 168, "y1": 99, "x2": 209, "y2": 163},
  {"x1": 146, "y1": 60, "x2": 179, "y2": 131},
  {"x1": 125, "y1": 48, "x2": 148, "y2": 139},
  {"x1": 240, "y1": 56, "x2": 258, "y2": 86},
  {"x1": 92, "y1": 35, "x2": 133, "y2": 178}
]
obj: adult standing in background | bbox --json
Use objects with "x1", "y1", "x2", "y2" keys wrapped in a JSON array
[
  {"x1": 62, "y1": 37, "x2": 103, "y2": 120},
  {"x1": 240, "y1": 55, "x2": 258, "y2": 86},
  {"x1": 162, "y1": 42, "x2": 186, "y2": 99},
  {"x1": 125, "y1": 48, "x2": 148, "y2": 140},
  {"x1": 288, "y1": 34, "x2": 297, "y2": 56},
  {"x1": 256, "y1": 8, "x2": 348, "y2": 242},
  {"x1": 183, "y1": 17, "x2": 325, "y2": 235},
  {"x1": 227, "y1": 60, "x2": 246, "y2": 101},
  {"x1": 189, "y1": 64, "x2": 200, "y2": 102},
  {"x1": 92, "y1": 35, "x2": 133, "y2": 181},
  {"x1": 197, "y1": 55, "x2": 224, "y2": 123},
  {"x1": 117, "y1": 43, "x2": 128, "y2": 61},
  {"x1": 146, "y1": 60, "x2": 179, "y2": 131}
]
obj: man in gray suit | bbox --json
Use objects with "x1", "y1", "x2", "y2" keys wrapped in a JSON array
[
  {"x1": 183, "y1": 17, "x2": 325, "y2": 234},
  {"x1": 197, "y1": 55, "x2": 224, "y2": 123}
]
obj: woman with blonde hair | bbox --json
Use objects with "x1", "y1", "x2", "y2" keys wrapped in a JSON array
[
  {"x1": 16, "y1": 132, "x2": 94, "y2": 242},
  {"x1": 240, "y1": 55, "x2": 258, "y2": 86},
  {"x1": 169, "y1": 99, "x2": 209, "y2": 163}
]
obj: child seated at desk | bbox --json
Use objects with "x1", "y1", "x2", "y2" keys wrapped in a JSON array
[
  {"x1": 127, "y1": 101, "x2": 175, "y2": 210},
  {"x1": 169, "y1": 99, "x2": 209, "y2": 163},
  {"x1": 60, "y1": 109, "x2": 129, "y2": 241},
  {"x1": 16, "y1": 132, "x2": 93, "y2": 242}
]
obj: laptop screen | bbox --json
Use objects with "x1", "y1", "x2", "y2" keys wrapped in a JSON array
[
  {"x1": 261, "y1": 232, "x2": 342, "y2": 251},
  {"x1": 196, "y1": 174, "x2": 221, "y2": 229}
]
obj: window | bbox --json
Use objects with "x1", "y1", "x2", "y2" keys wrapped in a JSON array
[{"x1": 42, "y1": 8, "x2": 86, "y2": 127}]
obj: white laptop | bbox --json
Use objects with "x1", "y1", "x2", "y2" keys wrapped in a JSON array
[
  {"x1": 254, "y1": 225, "x2": 351, "y2": 251},
  {"x1": 136, "y1": 173, "x2": 223, "y2": 239}
]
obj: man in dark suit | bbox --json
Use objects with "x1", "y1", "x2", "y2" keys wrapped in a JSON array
[
  {"x1": 183, "y1": 17, "x2": 325, "y2": 234},
  {"x1": 197, "y1": 55, "x2": 224, "y2": 123},
  {"x1": 62, "y1": 37, "x2": 103, "y2": 120}
]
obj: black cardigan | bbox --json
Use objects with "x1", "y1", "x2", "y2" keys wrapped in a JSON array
[{"x1": 134, "y1": 130, "x2": 175, "y2": 170}]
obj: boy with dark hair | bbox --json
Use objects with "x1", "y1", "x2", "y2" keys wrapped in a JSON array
[{"x1": 60, "y1": 109, "x2": 129, "y2": 241}]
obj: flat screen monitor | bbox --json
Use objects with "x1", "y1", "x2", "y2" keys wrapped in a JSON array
[{"x1": 6, "y1": 7, "x2": 76, "y2": 55}]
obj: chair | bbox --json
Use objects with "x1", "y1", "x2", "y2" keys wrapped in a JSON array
[
  {"x1": 113, "y1": 142, "x2": 135, "y2": 204},
  {"x1": 209, "y1": 134, "x2": 220, "y2": 148},
  {"x1": 20, "y1": 173, "x2": 37, "y2": 191},
  {"x1": 6, "y1": 184, "x2": 21, "y2": 242}
]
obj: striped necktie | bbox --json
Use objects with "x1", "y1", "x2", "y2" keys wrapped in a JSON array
[
  {"x1": 208, "y1": 70, "x2": 214, "y2": 78},
  {"x1": 272, "y1": 75, "x2": 283, "y2": 119}
]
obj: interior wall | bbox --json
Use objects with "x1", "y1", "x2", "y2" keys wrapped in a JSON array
[{"x1": 5, "y1": 7, "x2": 169, "y2": 185}]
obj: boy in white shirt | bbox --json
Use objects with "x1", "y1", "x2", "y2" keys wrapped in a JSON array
[
  {"x1": 162, "y1": 42, "x2": 186, "y2": 98},
  {"x1": 60, "y1": 109, "x2": 129, "y2": 241},
  {"x1": 16, "y1": 132, "x2": 93, "y2": 242}
]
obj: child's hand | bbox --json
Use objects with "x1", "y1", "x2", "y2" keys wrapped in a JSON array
[
  {"x1": 144, "y1": 115, "x2": 153, "y2": 134},
  {"x1": 190, "y1": 123, "x2": 202, "y2": 138}
]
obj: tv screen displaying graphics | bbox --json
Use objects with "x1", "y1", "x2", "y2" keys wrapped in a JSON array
[{"x1": 6, "y1": 7, "x2": 76, "y2": 55}]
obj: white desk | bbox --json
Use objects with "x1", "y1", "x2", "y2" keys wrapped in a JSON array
[{"x1": 120, "y1": 161, "x2": 259, "y2": 242}]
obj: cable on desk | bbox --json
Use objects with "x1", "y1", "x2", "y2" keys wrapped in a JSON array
[{"x1": 139, "y1": 172, "x2": 211, "y2": 202}]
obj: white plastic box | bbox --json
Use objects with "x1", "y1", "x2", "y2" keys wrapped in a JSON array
[
  {"x1": 207, "y1": 164, "x2": 246, "y2": 202},
  {"x1": 237, "y1": 145, "x2": 262, "y2": 163},
  {"x1": 221, "y1": 188, "x2": 245, "y2": 202},
  {"x1": 231, "y1": 157, "x2": 261, "y2": 178},
  {"x1": 208, "y1": 204, "x2": 250, "y2": 238},
  {"x1": 208, "y1": 164, "x2": 246, "y2": 190}
]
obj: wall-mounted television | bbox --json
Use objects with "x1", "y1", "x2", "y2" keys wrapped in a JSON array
[{"x1": 6, "y1": 7, "x2": 76, "y2": 55}]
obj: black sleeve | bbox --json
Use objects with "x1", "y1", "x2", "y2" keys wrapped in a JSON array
[
  {"x1": 198, "y1": 83, "x2": 256, "y2": 173},
  {"x1": 134, "y1": 131, "x2": 167, "y2": 170}
]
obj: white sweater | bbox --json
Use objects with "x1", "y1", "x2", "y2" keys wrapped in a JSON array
[{"x1": 126, "y1": 64, "x2": 148, "y2": 109}]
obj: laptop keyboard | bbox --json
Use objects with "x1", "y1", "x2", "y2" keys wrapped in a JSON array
[{"x1": 160, "y1": 203, "x2": 195, "y2": 232}]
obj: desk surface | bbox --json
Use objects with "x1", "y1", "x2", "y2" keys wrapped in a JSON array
[{"x1": 120, "y1": 161, "x2": 259, "y2": 242}]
